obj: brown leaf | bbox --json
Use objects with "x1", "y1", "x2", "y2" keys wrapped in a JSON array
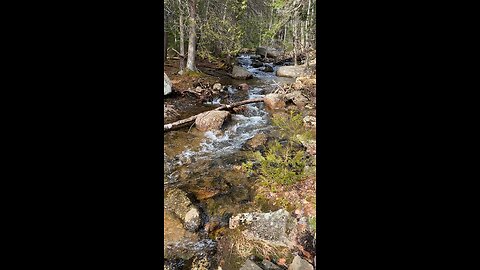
[{"x1": 277, "y1": 258, "x2": 287, "y2": 266}]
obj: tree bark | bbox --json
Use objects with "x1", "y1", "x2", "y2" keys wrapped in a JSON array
[
  {"x1": 164, "y1": 98, "x2": 264, "y2": 131},
  {"x1": 186, "y1": 0, "x2": 197, "y2": 71},
  {"x1": 179, "y1": 3, "x2": 185, "y2": 73}
]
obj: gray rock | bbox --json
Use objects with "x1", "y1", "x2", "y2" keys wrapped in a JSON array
[
  {"x1": 288, "y1": 255, "x2": 314, "y2": 270},
  {"x1": 239, "y1": 259, "x2": 263, "y2": 270},
  {"x1": 276, "y1": 66, "x2": 306, "y2": 78},
  {"x1": 231, "y1": 66, "x2": 253, "y2": 80},
  {"x1": 164, "y1": 188, "x2": 202, "y2": 232},
  {"x1": 261, "y1": 259, "x2": 283, "y2": 269},
  {"x1": 256, "y1": 47, "x2": 284, "y2": 58},
  {"x1": 229, "y1": 209, "x2": 297, "y2": 247},
  {"x1": 164, "y1": 189, "x2": 194, "y2": 219},
  {"x1": 285, "y1": 91, "x2": 309, "y2": 108},
  {"x1": 164, "y1": 73, "x2": 172, "y2": 95}
]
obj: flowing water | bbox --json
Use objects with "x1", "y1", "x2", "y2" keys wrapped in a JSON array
[{"x1": 164, "y1": 55, "x2": 295, "y2": 268}]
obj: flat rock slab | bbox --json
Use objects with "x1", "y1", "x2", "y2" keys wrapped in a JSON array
[
  {"x1": 229, "y1": 209, "x2": 297, "y2": 247},
  {"x1": 276, "y1": 66, "x2": 306, "y2": 78}
]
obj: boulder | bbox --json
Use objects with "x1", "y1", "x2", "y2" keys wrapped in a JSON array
[
  {"x1": 164, "y1": 73, "x2": 172, "y2": 95},
  {"x1": 229, "y1": 209, "x2": 297, "y2": 247},
  {"x1": 256, "y1": 47, "x2": 284, "y2": 59},
  {"x1": 285, "y1": 91, "x2": 309, "y2": 108},
  {"x1": 276, "y1": 66, "x2": 306, "y2": 78},
  {"x1": 195, "y1": 111, "x2": 231, "y2": 132},
  {"x1": 164, "y1": 189, "x2": 201, "y2": 232},
  {"x1": 231, "y1": 66, "x2": 253, "y2": 80},
  {"x1": 288, "y1": 255, "x2": 314, "y2": 270},
  {"x1": 263, "y1": 93, "x2": 286, "y2": 110}
]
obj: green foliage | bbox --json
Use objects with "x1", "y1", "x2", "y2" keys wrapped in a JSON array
[
  {"x1": 245, "y1": 140, "x2": 306, "y2": 186},
  {"x1": 243, "y1": 111, "x2": 314, "y2": 187},
  {"x1": 271, "y1": 111, "x2": 314, "y2": 142}
]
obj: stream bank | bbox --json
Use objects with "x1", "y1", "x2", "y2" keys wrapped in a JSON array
[{"x1": 164, "y1": 54, "x2": 316, "y2": 270}]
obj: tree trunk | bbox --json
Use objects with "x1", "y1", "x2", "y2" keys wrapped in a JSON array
[
  {"x1": 293, "y1": 18, "x2": 298, "y2": 66},
  {"x1": 164, "y1": 30, "x2": 167, "y2": 63},
  {"x1": 186, "y1": 0, "x2": 197, "y2": 71},
  {"x1": 179, "y1": 2, "x2": 185, "y2": 73}
]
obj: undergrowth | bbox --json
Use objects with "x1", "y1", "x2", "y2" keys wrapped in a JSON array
[{"x1": 242, "y1": 111, "x2": 314, "y2": 187}]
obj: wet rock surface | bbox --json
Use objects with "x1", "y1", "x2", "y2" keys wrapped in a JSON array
[
  {"x1": 164, "y1": 188, "x2": 202, "y2": 232},
  {"x1": 195, "y1": 111, "x2": 231, "y2": 132}
]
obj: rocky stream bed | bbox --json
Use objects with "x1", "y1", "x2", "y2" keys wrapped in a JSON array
[{"x1": 164, "y1": 54, "x2": 316, "y2": 270}]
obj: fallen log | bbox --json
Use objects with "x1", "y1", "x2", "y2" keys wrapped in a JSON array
[{"x1": 164, "y1": 97, "x2": 264, "y2": 132}]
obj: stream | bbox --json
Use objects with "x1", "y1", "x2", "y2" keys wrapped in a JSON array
[{"x1": 164, "y1": 55, "x2": 295, "y2": 269}]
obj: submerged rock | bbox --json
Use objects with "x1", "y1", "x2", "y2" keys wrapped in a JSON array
[
  {"x1": 231, "y1": 66, "x2": 253, "y2": 80},
  {"x1": 195, "y1": 111, "x2": 231, "y2": 132},
  {"x1": 288, "y1": 255, "x2": 314, "y2": 270},
  {"x1": 229, "y1": 209, "x2": 297, "y2": 247}
]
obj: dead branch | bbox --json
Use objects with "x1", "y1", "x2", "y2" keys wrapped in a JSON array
[{"x1": 164, "y1": 98, "x2": 264, "y2": 132}]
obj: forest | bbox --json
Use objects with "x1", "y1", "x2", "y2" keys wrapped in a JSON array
[{"x1": 164, "y1": 0, "x2": 317, "y2": 269}]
